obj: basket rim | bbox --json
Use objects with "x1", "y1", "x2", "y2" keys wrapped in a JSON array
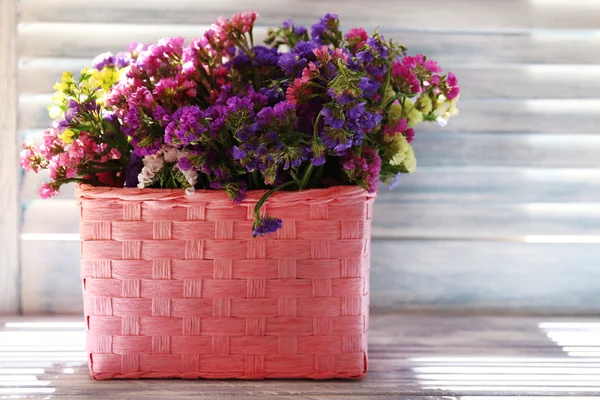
[{"x1": 76, "y1": 184, "x2": 377, "y2": 206}]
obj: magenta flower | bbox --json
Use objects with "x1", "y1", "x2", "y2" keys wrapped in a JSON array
[
  {"x1": 345, "y1": 28, "x2": 368, "y2": 51},
  {"x1": 39, "y1": 182, "x2": 59, "y2": 199},
  {"x1": 446, "y1": 72, "x2": 460, "y2": 100},
  {"x1": 403, "y1": 54, "x2": 442, "y2": 73},
  {"x1": 392, "y1": 62, "x2": 421, "y2": 94}
]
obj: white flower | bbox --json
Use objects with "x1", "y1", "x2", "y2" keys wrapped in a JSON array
[
  {"x1": 185, "y1": 187, "x2": 195, "y2": 196},
  {"x1": 163, "y1": 146, "x2": 180, "y2": 163},
  {"x1": 137, "y1": 166, "x2": 155, "y2": 188},
  {"x1": 182, "y1": 169, "x2": 198, "y2": 187},
  {"x1": 143, "y1": 154, "x2": 164, "y2": 174},
  {"x1": 436, "y1": 116, "x2": 448, "y2": 127}
]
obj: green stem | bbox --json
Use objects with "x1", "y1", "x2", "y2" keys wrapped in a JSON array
[
  {"x1": 253, "y1": 180, "x2": 296, "y2": 219},
  {"x1": 299, "y1": 163, "x2": 314, "y2": 190},
  {"x1": 380, "y1": 61, "x2": 392, "y2": 107}
]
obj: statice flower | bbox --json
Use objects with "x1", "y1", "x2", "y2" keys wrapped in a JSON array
[
  {"x1": 92, "y1": 52, "x2": 116, "y2": 70},
  {"x1": 252, "y1": 216, "x2": 283, "y2": 237},
  {"x1": 21, "y1": 11, "x2": 461, "y2": 236},
  {"x1": 310, "y1": 13, "x2": 340, "y2": 45},
  {"x1": 165, "y1": 106, "x2": 208, "y2": 146}
]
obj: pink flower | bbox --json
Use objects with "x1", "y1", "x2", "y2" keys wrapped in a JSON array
[
  {"x1": 404, "y1": 128, "x2": 415, "y2": 143},
  {"x1": 391, "y1": 62, "x2": 421, "y2": 94},
  {"x1": 109, "y1": 148, "x2": 122, "y2": 159},
  {"x1": 345, "y1": 28, "x2": 368, "y2": 51},
  {"x1": 39, "y1": 183, "x2": 59, "y2": 199},
  {"x1": 231, "y1": 11, "x2": 258, "y2": 34},
  {"x1": 446, "y1": 72, "x2": 460, "y2": 100},
  {"x1": 285, "y1": 70, "x2": 312, "y2": 105},
  {"x1": 65, "y1": 167, "x2": 77, "y2": 179},
  {"x1": 331, "y1": 48, "x2": 348, "y2": 63},
  {"x1": 313, "y1": 46, "x2": 331, "y2": 63},
  {"x1": 130, "y1": 87, "x2": 154, "y2": 109},
  {"x1": 403, "y1": 54, "x2": 442, "y2": 73},
  {"x1": 384, "y1": 118, "x2": 408, "y2": 136}
]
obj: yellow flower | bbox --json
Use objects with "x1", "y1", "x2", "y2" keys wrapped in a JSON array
[
  {"x1": 52, "y1": 71, "x2": 74, "y2": 92},
  {"x1": 402, "y1": 145, "x2": 416, "y2": 173},
  {"x1": 407, "y1": 106, "x2": 423, "y2": 127},
  {"x1": 388, "y1": 102, "x2": 403, "y2": 121},
  {"x1": 416, "y1": 94, "x2": 433, "y2": 114},
  {"x1": 59, "y1": 129, "x2": 76, "y2": 144},
  {"x1": 443, "y1": 97, "x2": 459, "y2": 120},
  {"x1": 390, "y1": 134, "x2": 416, "y2": 174},
  {"x1": 48, "y1": 105, "x2": 62, "y2": 119}
]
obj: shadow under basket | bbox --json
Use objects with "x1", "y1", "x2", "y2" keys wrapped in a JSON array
[{"x1": 77, "y1": 184, "x2": 375, "y2": 380}]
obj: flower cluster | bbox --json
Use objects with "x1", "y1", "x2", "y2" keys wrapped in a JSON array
[{"x1": 21, "y1": 12, "x2": 459, "y2": 235}]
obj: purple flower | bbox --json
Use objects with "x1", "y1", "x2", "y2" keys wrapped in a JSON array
[
  {"x1": 165, "y1": 106, "x2": 207, "y2": 147},
  {"x1": 115, "y1": 52, "x2": 133, "y2": 68},
  {"x1": 232, "y1": 53, "x2": 252, "y2": 69},
  {"x1": 322, "y1": 107, "x2": 345, "y2": 129},
  {"x1": 92, "y1": 52, "x2": 116, "y2": 70},
  {"x1": 386, "y1": 173, "x2": 402, "y2": 189},
  {"x1": 64, "y1": 99, "x2": 79, "y2": 122},
  {"x1": 358, "y1": 77, "x2": 380, "y2": 99},
  {"x1": 252, "y1": 46, "x2": 280, "y2": 68},
  {"x1": 278, "y1": 53, "x2": 301, "y2": 75},
  {"x1": 178, "y1": 157, "x2": 193, "y2": 171},
  {"x1": 310, "y1": 13, "x2": 339, "y2": 44},
  {"x1": 283, "y1": 18, "x2": 307, "y2": 36},
  {"x1": 282, "y1": 19, "x2": 294, "y2": 29},
  {"x1": 252, "y1": 216, "x2": 283, "y2": 237},
  {"x1": 153, "y1": 105, "x2": 172, "y2": 127},
  {"x1": 232, "y1": 146, "x2": 247, "y2": 160},
  {"x1": 125, "y1": 152, "x2": 143, "y2": 188},
  {"x1": 311, "y1": 154, "x2": 326, "y2": 166}
]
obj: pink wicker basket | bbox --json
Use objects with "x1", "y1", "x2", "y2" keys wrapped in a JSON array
[{"x1": 76, "y1": 184, "x2": 375, "y2": 380}]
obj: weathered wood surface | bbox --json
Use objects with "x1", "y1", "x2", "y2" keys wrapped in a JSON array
[
  {"x1": 19, "y1": 30, "x2": 600, "y2": 65},
  {"x1": 17, "y1": 0, "x2": 600, "y2": 30},
  {"x1": 0, "y1": 0, "x2": 20, "y2": 314},
  {"x1": 2, "y1": 314, "x2": 600, "y2": 397}
]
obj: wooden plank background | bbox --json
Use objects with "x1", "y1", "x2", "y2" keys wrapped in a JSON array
[
  {"x1": 13, "y1": 0, "x2": 600, "y2": 314},
  {"x1": 0, "y1": 0, "x2": 20, "y2": 314}
]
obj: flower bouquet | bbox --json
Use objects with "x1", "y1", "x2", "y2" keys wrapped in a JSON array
[{"x1": 21, "y1": 12, "x2": 459, "y2": 380}]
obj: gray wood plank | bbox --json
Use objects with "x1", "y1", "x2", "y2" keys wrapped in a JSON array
[
  {"x1": 21, "y1": 198, "x2": 600, "y2": 240},
  {"x1": 19, "y1": 95, "x2": 600, "y2": 134},
  {"x1": 413, "y1": 132, "x2": 600, "y2": 168},
  {"x1": 17, "y1": 0, "x2": 600, "y2": 30},
  {"x1": 19, "y1": 58, "x2": 600, "y2": 100},
  {"x1": 371, "y1": 240, "x2": 600, "y2": 313},
  {"x1": 0, "y1": 0, "x2": 20, "y2": 314},
  {"x1": 17, "y1": 24, "x2": 600, "y2": 66},
  {"x1": 20, "y1": 240, "x2": 81, "y2": 314},
  {"x1": 18, "y1": 30, "x2": 600, "y2": 66},
  {"x1": 18, "y1": 237, "x2": 600, "y2": 314}
]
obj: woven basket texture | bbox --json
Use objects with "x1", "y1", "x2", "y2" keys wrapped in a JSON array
[{"x1": 77, "y1": 184, "x2": 375, "y2": 380}]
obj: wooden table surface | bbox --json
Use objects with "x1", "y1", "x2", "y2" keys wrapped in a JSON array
[{"x1": 2, "y1": 313, "x2": 600, "y2": 399}]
